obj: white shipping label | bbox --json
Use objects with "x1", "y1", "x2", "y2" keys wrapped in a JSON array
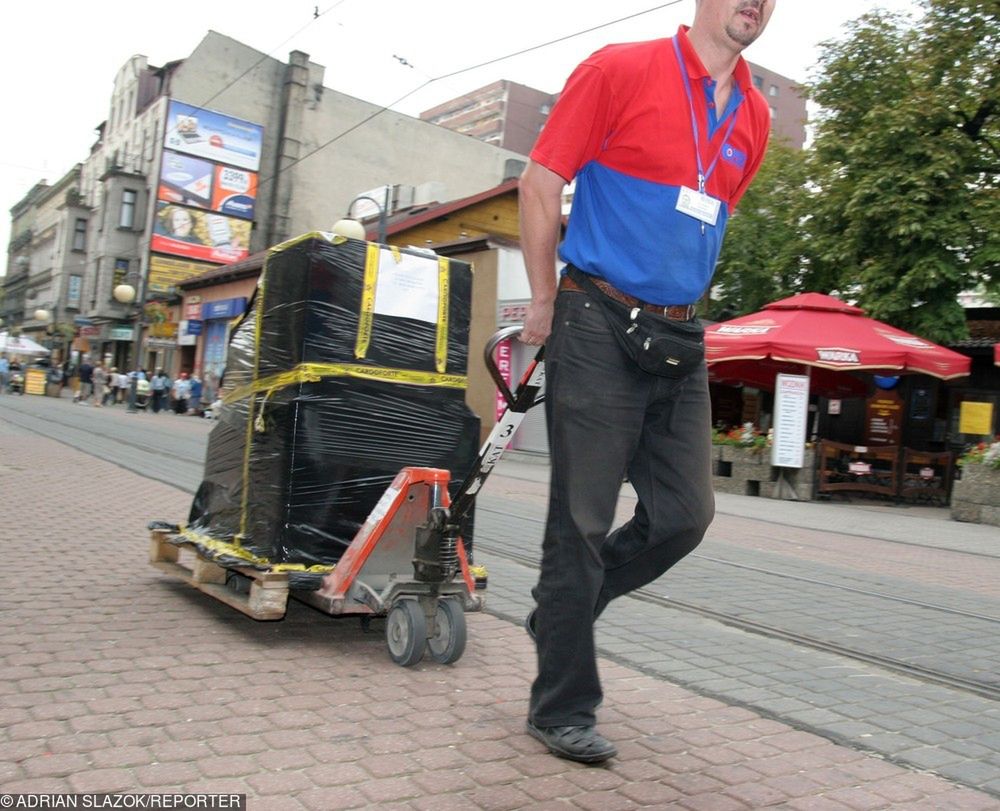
[{"x1": 373, "y1": 250, "x2": 440, "y2": 324}]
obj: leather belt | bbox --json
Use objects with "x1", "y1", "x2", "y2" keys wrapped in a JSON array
[{"x1": 559, "y1": 274, "x2": 697, "y2": 321}]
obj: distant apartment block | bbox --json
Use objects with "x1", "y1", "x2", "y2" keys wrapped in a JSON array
[{"x1": 421, "y1": 63, "x2": 807, "y2": 155}]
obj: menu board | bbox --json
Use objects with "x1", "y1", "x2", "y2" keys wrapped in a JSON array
[{"x1": 771, "y1": 373, "x2": 809, "y2": 468}]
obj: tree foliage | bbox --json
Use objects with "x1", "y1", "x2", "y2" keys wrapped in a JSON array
[
  {"x1": 710, "y1": 142, "x2": 811, "y2": 320},
  {"x1": 713, "y1": 0, "x2": 999, "y2": 343}
]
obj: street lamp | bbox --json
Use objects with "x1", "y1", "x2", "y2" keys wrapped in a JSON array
[
  {"x1": 332, "y1": 188, "x2": 391, "y2": 244},
  {"x1": 113, "y1": 282, "x2": 144, "y2": 414}
]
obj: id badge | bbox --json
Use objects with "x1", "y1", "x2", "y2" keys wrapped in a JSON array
[{"x1": 676, "y1": 186, "x2": 720, "y2": 227}]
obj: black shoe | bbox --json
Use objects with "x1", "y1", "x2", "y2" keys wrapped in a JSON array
[
  {"x1": 526, "y1": 721, "x2": 617, "y2": 764},
  {"x1": 525, "y1": 608, "x2": 537, "y2": 641}
]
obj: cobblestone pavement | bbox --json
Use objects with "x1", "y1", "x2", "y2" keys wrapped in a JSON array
[{"x1": 2, "y1": 406, "x2": 1000, "y2": 808}]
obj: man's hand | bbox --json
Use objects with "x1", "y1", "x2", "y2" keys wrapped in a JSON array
[{"x1": 521, "y1": 299, "x2": 554, "y2": 346}]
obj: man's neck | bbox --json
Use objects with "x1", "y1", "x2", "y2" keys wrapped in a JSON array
[{"x1": 686, "y1": 26, "x2": 742, "y2": 84}]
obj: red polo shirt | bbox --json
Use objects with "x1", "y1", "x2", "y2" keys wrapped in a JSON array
[{"x1": 531, "y1": 26, "x2": 772, "y2": 304}]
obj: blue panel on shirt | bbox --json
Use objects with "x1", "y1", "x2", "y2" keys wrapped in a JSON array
[{"x1": 558, "y1": 161, "x2": 730, "y2": 305}]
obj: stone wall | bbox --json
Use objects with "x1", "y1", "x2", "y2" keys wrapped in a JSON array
[
  {"x1": 712, "y1": 445, "x2": 816, "y2": 501},
  {"x1": 950, "y1": 465, "x2": 1000, "y2": 527}
]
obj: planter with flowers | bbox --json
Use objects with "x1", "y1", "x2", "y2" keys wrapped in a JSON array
[
  {"x1": 951, "y1": 440, "x2": 1000, "y2": 527},
  {"x1": 712, "y1": 423, "x2": 815, "y2": 499}
]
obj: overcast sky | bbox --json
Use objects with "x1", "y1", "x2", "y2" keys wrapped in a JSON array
[{"x1": 0, "y1": 0, "x2": 922, "y2": 270}]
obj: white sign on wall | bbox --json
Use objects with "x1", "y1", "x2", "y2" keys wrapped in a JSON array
[{"x1": 771, "y1": 373, "x2": 810, "y2": 468}]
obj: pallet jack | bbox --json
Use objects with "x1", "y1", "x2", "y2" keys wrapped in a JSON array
[{"x1": 151, "y1": 326, "x2": 544, "y2": 667}]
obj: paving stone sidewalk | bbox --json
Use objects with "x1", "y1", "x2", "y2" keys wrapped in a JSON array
[{"x1": 1, "y1": 420, "x2": 997, "y2": 810}]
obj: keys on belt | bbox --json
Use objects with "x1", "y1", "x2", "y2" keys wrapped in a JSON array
[{"x1": 559, "y1": 274, "x2": 697, "y2": 321}]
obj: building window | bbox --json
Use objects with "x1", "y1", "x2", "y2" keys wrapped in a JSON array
[
  {"x1": 770, "y1": 106, "x2": 778, "y2": 120},
  {"x1": 67, "y1": 275, "x2": 82, "y2": 309},
  {"x1": 72, "y1": 218, "x2": 87, "y2": 252},
  {"x1": 113, "y1": 258, "x2": 130, "y2": 290},
  {"x1": 769, "y1": 84, "x2": 779, "y2": 97},
  {"x1": 119, "y1": 189, "x2": 138, "y2": 229},
  {"x1": 753, "y1": 75, "x2": 764, "y2": 89}
]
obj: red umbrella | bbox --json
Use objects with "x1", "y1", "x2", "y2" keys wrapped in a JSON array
[{"x1": 706, "y1": 292, "x2": 970, "y2": 397}]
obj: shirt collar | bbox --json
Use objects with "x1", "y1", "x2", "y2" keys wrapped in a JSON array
[{"x1": 675, "y1": 25, "x2": 755, "y2": 95}]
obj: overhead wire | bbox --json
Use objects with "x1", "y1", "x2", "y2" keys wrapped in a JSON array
[{"x1": 256, "y1": 0, "x2": 686, "y2": 189}]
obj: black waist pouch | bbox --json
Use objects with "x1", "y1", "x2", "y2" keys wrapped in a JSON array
[{"x1": 566, "y1": 266, "x2": 705, "y2": 379}]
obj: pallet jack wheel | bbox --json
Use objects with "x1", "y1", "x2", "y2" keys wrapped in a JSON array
[
  {"x1": 386, "y1": 600, "x2": 427, "y2": 667},
  {"x1": 426, "y1": 597, "x2": 467, "y2": 665}
]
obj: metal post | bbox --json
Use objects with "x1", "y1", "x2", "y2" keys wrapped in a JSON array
[
  {"x1": 346, "y1": 190, "x2": 389, "y2": 245},
  {"x1": 125, "y1": 265, "x2": 149, "y2": 415}
]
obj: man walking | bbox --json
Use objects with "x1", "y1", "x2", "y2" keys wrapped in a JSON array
[
  {"x1": 518, "y1": 0, "x2": 775, "y2": 763},
  {"x1": 75, "y1": 357, "x2": 94, "y2": 405}
]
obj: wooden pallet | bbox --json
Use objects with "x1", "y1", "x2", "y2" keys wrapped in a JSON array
[{"x1": 149, "y1": 529, "x2": 289, "y2": 620}]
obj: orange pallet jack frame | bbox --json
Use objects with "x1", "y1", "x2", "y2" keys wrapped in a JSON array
[{"x1": 151, "y1": 327, "x2": 545, "y2": 667}]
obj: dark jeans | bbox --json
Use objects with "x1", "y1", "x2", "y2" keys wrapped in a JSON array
[{"x1": 529, "y1": 289, "x2": 715, "y2": 727}]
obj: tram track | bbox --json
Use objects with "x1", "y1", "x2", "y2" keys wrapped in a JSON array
[
  {"x1": 475, "y1": 538, "x2": 1000, "y2": 703},
  {"x1": 6, "y1": 400, "x2": 1000, "y2": 701}
]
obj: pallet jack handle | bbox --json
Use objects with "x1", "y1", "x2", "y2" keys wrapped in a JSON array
[
  {"x1": 484, "y1": 325, "x2": 545, "y2": 411},
  {"x1": 449, "y1": 327, "x2": 546, "y2": 523}
]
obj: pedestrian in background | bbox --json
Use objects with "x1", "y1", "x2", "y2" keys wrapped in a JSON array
[
  {"x1": 150, "y1": 369, "x2": 171, "y2": 414},
  {"x1": 104, "y1": 368, "x2": 118, "y2": 406},
  {"x1": 0, "y1": 355, "x2": 8, "y2": 394},
  {"x1": 74, "y1": 357, "x2": 94, "y2": 405},
  {"x1": 188, "y1": 373, "x2": 203, "y2": 416},
  {"x1": 517, "y1": 0, "x2": 775, "y2": 763},
  {"x1": 172, "y1": 372, "x2": 191, "y2": 415},
  {"x1": 92, "y1": 363, "x2": 107, "y2": 407},
  {"x1": 117, "y1": 369, "x2": 130, "y2": 403}
]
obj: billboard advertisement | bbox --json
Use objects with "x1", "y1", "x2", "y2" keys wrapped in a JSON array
[
  {"x1": 164, "y1": 100, "x2": 264, "y2": 172},
  {"x1": 158, "y1": 152, "x2": 258, "y2": 220},
  {"x1": 151, "y1": 202, "x2": 251, "y2": 265},
  {"x1": 147, "y1": 255, "x2": 219, "y2": 296}
]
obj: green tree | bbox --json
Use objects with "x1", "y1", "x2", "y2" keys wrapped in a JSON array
[
  {"x1": 806, "y1": 0, "x2": 999, "y2": 342},
  {"x1": 710, "y1": 141, "x2": 811, "y2": 319}
]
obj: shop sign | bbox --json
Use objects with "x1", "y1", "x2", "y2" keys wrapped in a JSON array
[
  {"x1": 498, "y1": 300, "x2": 529, "y2": 326},
  {"x1": 148, "y1": 254, "x2": 218, "y2": 296},
  {"x1": 109, "y1": 326, "x2": 134, "y2": 341},
  {"x1": 183, "y1": 297, "x2": 203, "y2": 320},
  {"x1": 149, "y1": 321, "x2": 179, "y2": 339},
  {"x1": 202, "y1": 297, "x2": 247, "y2": 320},
  {"x1": 177, "y1": 321, "x2": 198, "y2": 346}
]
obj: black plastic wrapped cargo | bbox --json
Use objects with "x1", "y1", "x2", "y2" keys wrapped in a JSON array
[{"x1": 184, "y1": 232, "x2": 481, "y2": 587}]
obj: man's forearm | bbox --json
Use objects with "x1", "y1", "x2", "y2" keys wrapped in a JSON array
[{"x1": 519, "y1": 163, "x2": 565, "y2": 303}]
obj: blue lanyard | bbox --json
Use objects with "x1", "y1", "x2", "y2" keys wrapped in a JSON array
[{"x1": 671, "y1": 36, "x2": 740, "y2": 194}]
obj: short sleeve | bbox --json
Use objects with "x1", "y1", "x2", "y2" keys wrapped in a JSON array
[{"x1": 530, "y1": 59, "x2": 616, "y2": 183}]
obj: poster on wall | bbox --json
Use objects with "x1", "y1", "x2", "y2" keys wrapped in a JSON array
[
  {"x1": 151, "y1": 201, "x2": 251, "y2": 264},
  {"x1": 147, "y1": 255, "x2": 218, "y2": 296},
  {"x1": 959, "y1": 401, "x2": 995, "y2": 437},
  {"x1": 158, "y1": 152, "x2": 213, "y2": 209},
  {"x1": 158, "y1": 152, "x2": 258, "y2": 220},
  {"x1": 211, "y1": 165, "x2": 258, "y2": 219},
  {"x1": 164, "y1": 100, "x2": 264, "y2": 171}
]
